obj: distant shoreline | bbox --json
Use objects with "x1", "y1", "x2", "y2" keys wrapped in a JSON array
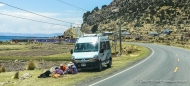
[
  {"x1": 0, "y1": 36, "x2": 51, "y2": 42},
  {"x1": 0, "y1": 36, "x2": 77, "y2": 43}
]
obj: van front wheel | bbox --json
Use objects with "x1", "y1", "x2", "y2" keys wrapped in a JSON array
[{"x1": 97, "y1": 61, "x2": 102, "y2": 72}]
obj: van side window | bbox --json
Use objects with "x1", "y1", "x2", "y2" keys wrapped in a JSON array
[
  {"x1": 95, "y1": 43, "x2": 98, "y2": 50},
  {"x1": 106, "y1": 41, "x2": 110, "y2": 50},
  {"x1": 84, "y1": 43, "x2": 87, "y2": 49},
  {"x1": 100, "y1": 42, "x2": 106, "y2": 50}
]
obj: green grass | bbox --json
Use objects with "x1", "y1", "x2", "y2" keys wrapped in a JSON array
[
  {"x1": 0, "y1": 45, "x2": 28, "y2": 51},
  {"x1": 0, "y1": 44, "x2": 150, "y2": 86},
  {"x1": 44, "y1": 53, "x2": 71, "y2": 61},
  {"x1": 0, "y1": 43, "x2": 73, "y2": 61}
]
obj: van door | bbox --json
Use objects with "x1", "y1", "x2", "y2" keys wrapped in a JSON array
[
  {"x1": 105, "y1": 41, "x2": 111, "y2": 60},
  {"x1": 99, "y1": 41, "x2": 106, "y2": 61}
]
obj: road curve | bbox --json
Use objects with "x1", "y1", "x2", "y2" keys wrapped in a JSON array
[{"x1": 80, "y1": 43, "x2": 190, "y2": 86}]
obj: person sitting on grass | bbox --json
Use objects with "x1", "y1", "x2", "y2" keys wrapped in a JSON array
[
  {"x1": 54, "y1": 67, "x2": 64, "y2": 75},
  {"x1": 38, "y1": 70, "x2": 51, "y2": 78},
  {"x1": 66, "y1": 62, "x2": 78, "y2": 74},
  {"x1": 60, "y1": 64, "x2": 67, "y2": 73}
]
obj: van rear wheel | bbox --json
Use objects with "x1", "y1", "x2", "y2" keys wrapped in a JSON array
[{"x1": 107, "y1": 59, "x2": 112, "y2": 68}]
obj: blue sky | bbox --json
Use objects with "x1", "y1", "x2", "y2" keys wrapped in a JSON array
[{"x1": 0, "y1": 0, "x2": 112, "y2": 34}]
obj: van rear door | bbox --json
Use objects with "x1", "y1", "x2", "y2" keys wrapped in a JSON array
[
  {"x1": 105, "y1": 41, "x2": 111, "y2": 60},
  {"x1": 99, "y1": 41, "x2": 106, "y2": 61}
]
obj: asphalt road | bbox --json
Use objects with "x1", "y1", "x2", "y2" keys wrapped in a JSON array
[{"x1": 81, "y1": 43, "x2": 190, "y2": 86}]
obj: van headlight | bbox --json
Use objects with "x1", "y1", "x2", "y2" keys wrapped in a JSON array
[
  {"x1": 72, "y1": 56, "x2": 75, "y2": 60},
  {"x1": 92, "y1": 55, "x2": 99, "y2": 61}
]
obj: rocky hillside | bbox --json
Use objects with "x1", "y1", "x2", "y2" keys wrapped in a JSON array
[
  {"x1": 63, "y1": 28, "x2": 77, "y2": 38},
  {"x1": 81, "y1": 0, "x2": 190, "y2": 35}
]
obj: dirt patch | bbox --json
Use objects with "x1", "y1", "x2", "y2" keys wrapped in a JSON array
[
  {"x1": 0, "y1": 50, "x2": 66, "y2": 57},
  {"x1": 0, "y1": 60, "x2": 69, "y2": 72},
  {"x1": 129, "y1": 54, "x2": 139, "y2": 57}
]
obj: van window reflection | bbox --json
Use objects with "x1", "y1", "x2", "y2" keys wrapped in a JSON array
[{"x1": 74, "y1": 42, "x2": 98, "y2": 52}]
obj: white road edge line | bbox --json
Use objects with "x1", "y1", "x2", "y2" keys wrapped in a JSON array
[{"x1": 89, "y1": 47, "x2": 154, "y2": 86}]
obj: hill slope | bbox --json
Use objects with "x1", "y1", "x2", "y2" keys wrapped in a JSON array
[{"x1": 81, "y1": 0, "x2": 190, "y2": 36}]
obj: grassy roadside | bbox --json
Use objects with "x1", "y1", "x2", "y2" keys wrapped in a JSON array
[{"x1": 0, "y1": 44, "x2": 150, "y2": 86}]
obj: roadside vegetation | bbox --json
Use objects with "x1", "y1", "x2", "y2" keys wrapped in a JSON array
[{"x1": 0, "y1": 42, "x2": 150, "y2": 86}]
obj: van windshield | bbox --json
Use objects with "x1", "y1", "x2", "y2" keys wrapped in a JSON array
[{"x1": 74, "y1": 42, "x2": 98, "y2": 52}]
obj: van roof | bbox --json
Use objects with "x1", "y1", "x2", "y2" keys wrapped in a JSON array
[
  {"x1": 81, "y1": 34, "x2": 102, "y2": 37},
  {"x1": 77, "y1": 34, "x2": 109, "y2": 43},
  {"x1": 77, "y1": 37, "x2": 99, "y2": 43}
]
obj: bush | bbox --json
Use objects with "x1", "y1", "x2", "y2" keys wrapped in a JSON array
[
  {"x1": 127, "y1": 50, "x2": 132, "y2": 54},
  {"x1": 0, "y1": 65, "x2": 6, "y2": 73},
  {"x1": 0, "y1": 41, "x2": 3, "y2": 45},
  {"x1": 13, "y1": 71, "x2": 19, "y2": 79},
  {"x1": 91, "y1": 24, "x2": 98, "y2": 33},
  {"x1": 26, "y1": 60, "x2": 37, "y2": 70}
]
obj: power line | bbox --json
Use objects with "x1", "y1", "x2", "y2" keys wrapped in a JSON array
[
  {"x1": 0, "y1": 12, "x2": 70, "y2": 27},
  {"x1": 0, "y1": 1, "x2": 75, "y2": 24},
  {"x1": 57, "y1": 0, "x2": 89, "y2": 11}
]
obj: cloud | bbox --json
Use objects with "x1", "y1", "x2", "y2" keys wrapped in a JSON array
[
  {"x1": 73, "y1": 22, "x2": 82, "y2": 27},
  {"x1": 0, "y1": 10, "x2": 83, "y2": 34},
  {"x1": 0, "y1": 4, "x2": 5, "y2": 7}
]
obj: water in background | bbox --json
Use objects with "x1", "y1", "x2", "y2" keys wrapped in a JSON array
[
  {"x1": 0, "y1": 36, "x2": 77, "y2": 43},
  {"x1": 0, "y1": 36, "x2": 49, "y2": 42}
]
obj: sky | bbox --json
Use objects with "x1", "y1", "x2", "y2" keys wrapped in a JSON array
[{"x1": 0, "y1": 0, "x2": 113, "y2": 35}]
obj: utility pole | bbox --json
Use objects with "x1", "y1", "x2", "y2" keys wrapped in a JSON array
[
  {"x1": 70, "y1": 23, "x2": 73, "y2": 29},
  {"x1": 119, "y1": 21, "x2": 122, "y2": 56},
  {"x1": 114, "y1": 25, "x2": 117, "y2": 55}
]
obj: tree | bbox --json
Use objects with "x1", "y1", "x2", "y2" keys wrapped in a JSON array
[
  {"x1": 91, "y1": 24, "x2": 98, "y2": 33},
  {"x1": 91, "y1": 6, "x2": 99, "y2": 13},
  {"x1": 101, "y1": 5, "x2": 107, "y2": 9},
  {"x1": 83, "y1": 11, "x2": 91, "y2": 22}
]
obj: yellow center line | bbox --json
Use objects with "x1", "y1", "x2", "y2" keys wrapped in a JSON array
[
  {"x1": 174, "y1": 67, "x2": 178, "y2": 73},
  {"x1": 178, "y1": 58, "x2": 180, "y2": 62},
  {"x1": 176, "y1": 54, "x2": 178, "y2": 56}
]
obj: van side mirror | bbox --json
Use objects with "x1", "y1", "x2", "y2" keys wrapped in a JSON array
[
  {"x1": 70, "y1": 49, "x2": 73, "y2": 54},
  {"x1": 100, "y1": 48, "x2": 104, "y2": 53}
]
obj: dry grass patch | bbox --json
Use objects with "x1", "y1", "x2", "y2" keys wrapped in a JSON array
[
  {"x1": 26, "y1": 60, "x2": 37, "y2": 70},
  {"x1": 12, "y1": 71, "x2": 19, "y2": 79},
  {"x1": 0, "y1": 65, "x2": 6, "y2": 73},
  {"x1": 0, "y1": 45, "x2": 27, "y2": 51}
]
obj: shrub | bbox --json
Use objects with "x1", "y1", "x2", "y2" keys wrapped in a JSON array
[
  {"x1": 127, "y1": 50, "x2": 132, "y2": 54},
  {"x1": 13, "y1": 71, "x2": 19, "y2": 79},
  {"x1": 91, "y1": 24, "x2": 98, "y2": 33},
  {"x1": 0, "y1": 65, "x2": 6, "y2": 73},
  {"x1": 26, "y1": 60, "x2": 37, "y2": 70}
]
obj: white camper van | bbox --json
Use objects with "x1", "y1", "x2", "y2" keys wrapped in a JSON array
[{"x1": 70, "y1": 34, "x2": 112, "y2": 71}]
